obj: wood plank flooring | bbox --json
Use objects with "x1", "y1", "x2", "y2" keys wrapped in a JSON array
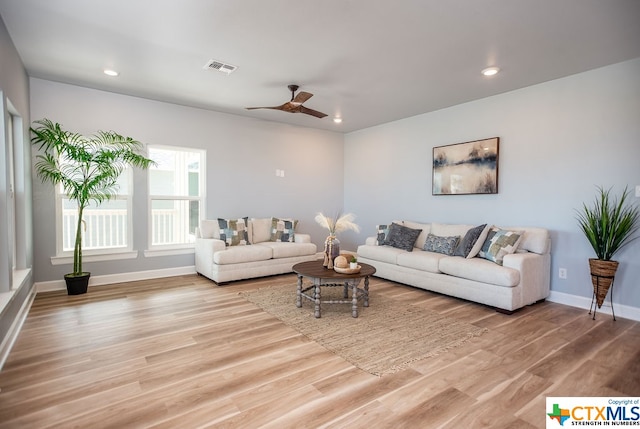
[{"x1": 0, "y1": 274, "x2": 638, "y2": 428}]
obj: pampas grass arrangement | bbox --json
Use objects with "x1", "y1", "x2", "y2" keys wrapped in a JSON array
[{"x1": 315, "y1": 212, "x2": 361, "y2": 235}]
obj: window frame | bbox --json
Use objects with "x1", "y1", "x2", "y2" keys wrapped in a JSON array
[
  {"x1": 147, "y1": 144, "x2": 206, "y2": 251},
  {"x1": 54, "y1": 168, "x2": 135, "y2": 258}
]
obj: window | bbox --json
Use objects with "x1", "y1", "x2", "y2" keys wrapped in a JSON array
[
  {"x1": 148, "y1": 146, "x2": 205, "y2": 248},
  {"x1": 56, "y1": 169, "x2": 132, "y2": 255}
]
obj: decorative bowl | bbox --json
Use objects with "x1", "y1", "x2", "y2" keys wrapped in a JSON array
[{"x1": 334, "y1": 265, "x2": 361, "y2": 274}]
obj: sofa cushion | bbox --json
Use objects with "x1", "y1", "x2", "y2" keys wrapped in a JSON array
[
  {"x1": 200, "y1": 219, "x2": 220, "y2": 239},
  {"x1": 251, "y1": 217, "x2": 272, "y2": 243},
  {"x1": 384, "y1": 223, "x2": 422, "y2": 252},
  {"x1": 270, "y1": 217, "x2": 297, "y2": 242},
  {"x1": 257, "y1": 242, "x2": 317, "y2": 259},
  {"x1": 431, "y1": 223, "x2": 475, "y2": 238},
  {"x1": 423, "y1": 233, "x2": 460, "y2": 255},
  {"x1": 218, "y1": 217, "x2": 250, "y2": 246},
  {"x1": 396, "y1": 250, "x2": 445, "y2": 274},
  {"x1": 478, "y1": 227, "x2": 524, "y2": 265},
  {"x1": 213, "y1": 244, "x2": 273, "y2": 265},
  {"x1": 402, "y1": 220, "x2": 431, "y2": 249},
  {"x1": 439, "y1": 256, "x2": 520, "y2": 287},
  {"x1": 357, "y1": 244, "x2": 406, "y2": 264},
  {"x1": 375, "y1": 224, "x2": 390, "y2": 245},
  {"x1": 501, "y1": 226, "x2": 550, "y2": 254},
  {"x1": 453, "y1": 224, "x2": 488, "y2": 258}
]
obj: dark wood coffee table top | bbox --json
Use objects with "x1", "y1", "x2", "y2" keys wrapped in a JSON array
[{"x1": 293, "y1": 260, "x2": 376, "y2": 279}]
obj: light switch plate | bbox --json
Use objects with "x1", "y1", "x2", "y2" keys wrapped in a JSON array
[{"x1": 636, "y1": 185, "x2": 640, "y2": 197}]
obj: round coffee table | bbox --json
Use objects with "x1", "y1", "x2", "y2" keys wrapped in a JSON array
[{"x1": 292, "y1": 260, "x2": 376, "y2": 318}]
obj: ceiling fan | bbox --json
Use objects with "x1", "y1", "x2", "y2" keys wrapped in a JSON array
[{"x1": 246, "y1": 84, "x2": 328, "y2": 118}]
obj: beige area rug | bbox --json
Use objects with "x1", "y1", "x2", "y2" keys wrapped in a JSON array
[{"x1": 240, "y1": 282, "x2": 488, "y2": 376}]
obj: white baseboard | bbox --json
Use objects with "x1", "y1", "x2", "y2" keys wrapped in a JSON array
[
  {"x1": 547, "y1": 290, "x2": 640, "y2": 322},
  {"x1": 35, "y1": 266, "x2": 197, "y2": 293},
  {"x1": 0, "y1": 286, "x2": 36, "y2": 370}
]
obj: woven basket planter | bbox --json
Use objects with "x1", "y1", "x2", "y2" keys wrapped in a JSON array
[{"x1": 589, "y1": 258, "x2": 618, "y2": 308}]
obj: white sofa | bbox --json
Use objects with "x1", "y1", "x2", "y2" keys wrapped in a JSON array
[
  {"x1": 357, "y1": 221, "x2": 551, "y2": 313},
  {"x1": 195, "y1": 217, "x2": 318, "y2": 284}
]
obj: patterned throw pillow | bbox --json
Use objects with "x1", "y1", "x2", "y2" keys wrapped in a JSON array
[
  {"x1": 453, "y1": 224, "x2": 487, "y2": 258},
  {"x1": 217, "y1": 217, "x2": 250, "y2": 246},
  {"x1": 384, "y1": 223, "x2": 422, "y2": 252},
  {"x1": 376, "y1": 224, "x2": 390, "y2": 245},
  {"x1": 423, "y1": 233, "x2": 460, "y2": 255},
  {"x1": 270, "y1": 217, "x2": 297, "y2": 242},
  {"x1": 478, "y1": 227, "x2": 524, "y2": 265}
]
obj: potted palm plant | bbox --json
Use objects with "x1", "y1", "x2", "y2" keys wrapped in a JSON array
[
  {"x1": 576, "y1": 186, "x2": 639, "y2": 309},
  {"x1": 31, "y1": 119, "x2": 155, "y2": 295}
]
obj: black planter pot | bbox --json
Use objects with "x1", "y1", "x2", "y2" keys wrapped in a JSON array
[{"x1": 64, "y1": 273, "x2": 91, "y2": 295}]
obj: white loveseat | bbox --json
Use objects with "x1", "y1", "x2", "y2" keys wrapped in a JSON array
[
  {"x1": 195, "y1": 217, "x2": 318, "y2": 284},
  {"x1": 357, "y1": 221, "x2": 551, "y2": 313}
]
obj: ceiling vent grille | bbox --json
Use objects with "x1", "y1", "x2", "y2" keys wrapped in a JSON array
[{"x1": 203, "y1": 59, "x2": 238, "y2": 75}]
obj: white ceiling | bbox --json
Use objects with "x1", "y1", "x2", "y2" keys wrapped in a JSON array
[{"x1": 1, "y1": 0, "x2": 639, "y2": 133}]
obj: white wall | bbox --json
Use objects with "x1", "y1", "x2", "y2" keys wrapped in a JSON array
[
  {"x1": 30, "y1": 79, "x2": 345, "y2": 283},
  {"x1": 344, "y1": 58, "x2": 640, "y2": 312}
]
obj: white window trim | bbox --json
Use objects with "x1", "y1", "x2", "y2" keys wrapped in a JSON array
[
  {"x1": 55, "y1": 170, "x2": 134, "y2": 258},
  {"x1": 51, "y1": 251, "x2": 138, "y2": 265},
  {"x1": 147, "y1": 145, "x2": 206, "y2": 251}
]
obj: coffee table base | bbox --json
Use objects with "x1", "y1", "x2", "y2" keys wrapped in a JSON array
[{"x1": 296, "y1": 275, "x2": 370, "y2": 318}]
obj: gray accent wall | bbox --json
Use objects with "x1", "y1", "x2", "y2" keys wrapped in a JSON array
[
  {"x1": 29, "y1": 78, "x2": 345, "y2": 283},
  {"x1": 343, "y1": 58, "x2": 640, "y2": 311}
]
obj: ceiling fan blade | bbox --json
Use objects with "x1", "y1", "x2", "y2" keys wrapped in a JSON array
[
  {"x1": 292, "y1": 91, "x2": 313, "y2": 104},
  {"x1": 246, "y1": 105, "x2": 286, "y2": 111},
  {"x1": 300, "y1": 106, "x2": 328, "y2": 118},
  {"x1": 246, "y1": 86, "x2": 326, "y2": 119}
]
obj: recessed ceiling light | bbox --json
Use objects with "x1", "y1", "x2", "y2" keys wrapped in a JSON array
[
  {"x1": 481, "y1": 67, "x2": 500, "y2": 77},
  {"x1": 103, "y1": 69, "x2": 119, "y2": 77},
  {"x1": 333, "y1": 117, "x2": 342, "y2": 124}
]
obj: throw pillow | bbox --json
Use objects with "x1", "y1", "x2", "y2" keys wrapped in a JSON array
[
  {"x1": 453, "y1": 224, "x2": 487, "y2": 258},
  {"x1": 375, "y1": 224, "x2": 390, "y2": 245},
  {"x1": 467, "y1": 224, "x2": 492, "y2": 259},
  {"x1": 478, "y1": 227, "x2": 524, "y2": 265},
  {"x1": 384, "y1": 222, "x2": 422, "y2": 252},
  {"x1": 423, "y1": 233, "x2": 460, "y2": 255},
  {"x1": 217, "y1": 217, "x2": 250, "y2": 246},
  {"x1": 270, "y1": 217, "x2": 297, "y2": 242},
  {"x1": 251, "y1": 217, "x2": 272, "y2": 243}
]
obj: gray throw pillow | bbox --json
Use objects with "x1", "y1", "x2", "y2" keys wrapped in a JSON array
[
  {"x1": 453, "y1": 224, "x2": 487, "y2": 257},
  {"x1": 423, "y1": 233, "x2": 460, "y2": 255},
  {"x1": 376, "y1": 224, "x2": 390, "y2": 246},
  {"x1": 384, "y1": 223, "x2": 422, "y2": 252}
]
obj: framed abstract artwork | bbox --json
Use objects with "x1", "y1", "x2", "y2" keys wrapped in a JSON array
[{"x1": 432, "y1": 137, "x2": 499, "y2": 195}]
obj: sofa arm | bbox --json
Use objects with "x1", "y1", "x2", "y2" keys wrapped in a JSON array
[
  {"x1": 195, "y1": 237, "x2": 226, "y2": 275},
  {"x1": 295, "y1": 233, "x2": 311, "y2": 244},
  {"x1": 503, "y1": 252, "x2": 551, "y2": 305}
]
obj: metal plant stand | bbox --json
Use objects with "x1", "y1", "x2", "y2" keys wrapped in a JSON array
[{"x1": 588, "y1": 273, "x2": 616, "y2": 321}]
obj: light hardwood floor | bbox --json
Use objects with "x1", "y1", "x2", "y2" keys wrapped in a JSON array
[{"x1": 0, "y1": 274, "x2": 638, "y2": 428}]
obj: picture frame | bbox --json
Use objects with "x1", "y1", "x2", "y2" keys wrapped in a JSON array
[{"x1": 432, "y1": 137, "x2": 499, "y2": 195}]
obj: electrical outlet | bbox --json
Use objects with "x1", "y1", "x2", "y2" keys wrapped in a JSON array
[
  {"x1": 636, "y1": 185, "x2": 640, "y2": 197},
  {"x1": 559, "y1": 268, "x2": 567, "y2": 279}
]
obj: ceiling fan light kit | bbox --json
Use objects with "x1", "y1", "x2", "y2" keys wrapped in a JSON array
[{"x1": 246, "y1": 84, "x2": 328, "y2": 119}]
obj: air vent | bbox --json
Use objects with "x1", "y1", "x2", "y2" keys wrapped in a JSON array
[{"x1": 203, "y1": 59, "x2": 238, "y2": 75}]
